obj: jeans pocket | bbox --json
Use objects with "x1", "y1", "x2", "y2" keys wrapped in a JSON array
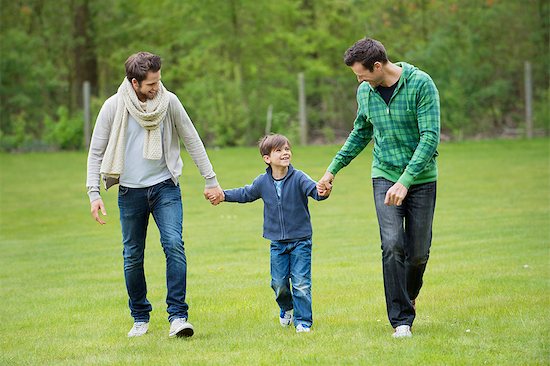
[
  {"x1": 161, "y1": 178, "x2": 177, "y2": 187},
  {"x1": 119, "y1": 185, "x2": 129, "y2": 196}
]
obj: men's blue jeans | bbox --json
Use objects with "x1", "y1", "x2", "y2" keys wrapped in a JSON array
[
  {"x1": 270, "y1": 238, "x2": 313, "y2": 327},
  {"x1": 118, "y1": 179, "x2": 188, "y2": 323},
  {"x1": 372, "y1": 178, "x2": 436, "y2": 328}
]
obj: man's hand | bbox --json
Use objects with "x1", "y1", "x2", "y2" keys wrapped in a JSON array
[
  {"x1": 204, "y1": 185, "x2": 224, "y2": 205},
  {"x1": 317, "y1": 171, "x2": 334, "y2": 197},
  {"x1": 384, "y1": 182, "x2": 408, "y2": 206},
  {"x1": 91, "y1": 199, "x2": 107, "y2": 225}
]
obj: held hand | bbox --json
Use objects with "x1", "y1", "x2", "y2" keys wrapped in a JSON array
[
  {"x1": 91, "y1": 199, "x2": 107, "y2": 225},
  {"x1": 384, "y1": 182, "x2": 408, "y2": 206},
  {"x1": 207, "y1": 192, "x2": 224, "y2": 205},
  {"x1": 317, "y1": 171, "x2": 334, "y2": 197},
  {"x1": 204, "y1": 185, "x2": 224, "y2": 205}
]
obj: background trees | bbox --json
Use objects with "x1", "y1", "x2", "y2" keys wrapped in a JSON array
[{"x1": 1, "y1": 0, "x2": 548, "y2": 150}]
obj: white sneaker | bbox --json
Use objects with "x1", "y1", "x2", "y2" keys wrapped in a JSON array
[
  {"x1": 127, "y1": 321, "x2": 149, "y2": 337},
  {"x1": 296, "y1": 324, "x2": 311, "y2": 333},
  {"x1": 169, "y1": 318, "x2": 194, "y2": 338},
  {"x1": 392, "y1": 325, "x2": 412, "y2": 338},
  {"x1": 279, "y1": 309, "x2": 293, "y2": 327}
]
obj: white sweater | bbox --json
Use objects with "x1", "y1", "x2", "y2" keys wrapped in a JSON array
[{"x1": 86, "y1": 91, "x2": 218, "y2": 202}]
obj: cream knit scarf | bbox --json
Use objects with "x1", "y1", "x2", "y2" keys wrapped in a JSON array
[{"x1": 100, "y1": 78, "x2": 170, "y2": 178}]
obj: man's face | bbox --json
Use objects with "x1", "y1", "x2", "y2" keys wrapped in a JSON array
[
  {"x1": 132, "y1": 70, "x2": 161, "y2": 101},
  {"x1": 351, "y1": 62, "x2": 383, "y2": 87},
  {"x1": 263, "y1": 143, "x2": 292, "y2": 168}
]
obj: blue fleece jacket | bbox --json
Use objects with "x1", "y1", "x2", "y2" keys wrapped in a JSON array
[{"x1": 223, "y1": 164, "x2": 326, "y2": 241}]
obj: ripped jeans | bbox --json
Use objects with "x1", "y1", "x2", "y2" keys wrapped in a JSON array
[{"x1": 270, "y1": 238, "x2": 312, "y2": 327}]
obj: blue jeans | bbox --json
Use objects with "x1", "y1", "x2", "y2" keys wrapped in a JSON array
[
  {"x1": 373, "y1": 178, "x2": 436, "y2": 328},
  {"x1": 270, "y1": 238, "x2": 313, "y2": 327},
  {"x1": 118, "y1": 179, "x2": 188, "y2": 323}
]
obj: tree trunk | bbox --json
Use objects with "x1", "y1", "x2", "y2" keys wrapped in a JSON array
[{"x1": 73, "y1": 0, "x2": 97, "y2": 111}]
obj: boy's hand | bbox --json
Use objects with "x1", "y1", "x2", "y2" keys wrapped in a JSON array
[
  {"x1": 317, "y1": 171, "x2": 334, "y2": 197},
  {"x1": 204, "y1": 185, "x2": 224, "y2": 205}
]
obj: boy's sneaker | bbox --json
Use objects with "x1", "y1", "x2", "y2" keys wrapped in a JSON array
[
  {"x1": 279, "y1": 309, "x2": 293, "y2": 327},
  {"x1": 127, "y1": 321, "x2": 149, "y2": 337},
  {"x1": 169, "y1": 318, "x2": 194, "y2": 338},
  {"x1": 392, "y1": 325, "x2": 412, "y2": 338},
  {"x1": 296, "y1": 324, "x2": 311, "y2": 333}
]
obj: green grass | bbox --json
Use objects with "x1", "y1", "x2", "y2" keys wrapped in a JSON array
[{"x1": 1, "y1": 138, "x2": 549, "y2": 365}]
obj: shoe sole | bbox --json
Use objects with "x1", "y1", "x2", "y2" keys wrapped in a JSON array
[{"x1": 170, "y1": 326, "x2": 194, "y2": 338}]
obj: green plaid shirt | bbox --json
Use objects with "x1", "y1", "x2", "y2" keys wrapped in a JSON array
[{"x1": 328, "y1": 62, "x2": 440, "y2": 188}]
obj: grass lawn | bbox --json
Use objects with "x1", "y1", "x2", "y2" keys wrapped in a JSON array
[{"x1": 0, "y1": 138, "x2": 548, "y2": 365}]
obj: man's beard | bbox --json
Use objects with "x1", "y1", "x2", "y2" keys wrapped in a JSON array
[{"x1": 137, "y1": 88, "x2": 156, "y2": 101}]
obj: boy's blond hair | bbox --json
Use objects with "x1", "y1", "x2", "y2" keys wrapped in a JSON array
[{"x1": 258, "y1": 134, "x2": 291, "y2": 157}]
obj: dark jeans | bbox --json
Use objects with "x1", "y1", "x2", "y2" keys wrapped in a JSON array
[
  {"x1": 270, "y1": 238, "x2": 313, "y2": 327},
  {"x1": 372, "y1": 178, "x2": 436, "y2": 328},
  {"x1": 118, "y1": 179, "x2": 188, "y2": 323}
]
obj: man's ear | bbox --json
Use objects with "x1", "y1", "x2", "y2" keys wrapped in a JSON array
[
  {"x1": 131, "y1": 78, "x2": 140, "y2": 91},
  {"x1": 262, "y1": 155, "x2": 270, "y2": 165}
]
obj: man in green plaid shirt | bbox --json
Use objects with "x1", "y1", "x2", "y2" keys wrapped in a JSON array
[{"x1": 317, "y1": 38, "x2": 440, "y2": 338}]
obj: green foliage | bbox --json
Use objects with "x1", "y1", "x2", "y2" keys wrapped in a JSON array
[
  {"x1": 1, "y1": 140, "x2": 549, "y2": 364},
  {"x1": 44, "y1": 107, "x2": 84, "y2": 150},
  {"x1": 534, "y1": 88, "x2": 550, "y2": 132},
  {"x1": 0, "y1": 0, "x2": 548, "y2": 149}
]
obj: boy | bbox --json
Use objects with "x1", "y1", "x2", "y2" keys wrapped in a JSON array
[{"x1": 210, "y1": 134, "x2": 327, "y2": 332}]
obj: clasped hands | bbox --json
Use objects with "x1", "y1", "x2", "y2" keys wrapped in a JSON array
[
  {"x1": 316, "y1": 172, "x2": 334, "y2": 197},
  {"x1": 204, "y1": 185, "x2": 224, "y2": 205}
]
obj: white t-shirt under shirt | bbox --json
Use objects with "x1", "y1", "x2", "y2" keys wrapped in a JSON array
[{"x1": 119, "y1": 114, "x2": 172, "y2": 188}]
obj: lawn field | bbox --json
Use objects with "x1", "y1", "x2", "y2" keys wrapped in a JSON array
[{"x1": 0, "y1": 138, "x2": 548, "y2": 365}]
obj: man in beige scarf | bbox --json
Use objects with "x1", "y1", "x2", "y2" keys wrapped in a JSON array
[{"x1": 86, "y1": 52, "x2": 224, "y2": 338}]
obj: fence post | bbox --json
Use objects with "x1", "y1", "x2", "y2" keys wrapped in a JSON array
[
  {"x1": 524, "y1": 61, "x2": 533, "y2": 139},
  {"x1": 298, "y1": 72, "x2": 307, "y2": 145},
  {"x1": 83, "y1": 81, "x2": 91, "y2": 150},
  {"x1": 265, "y1": 104, "x2": 273, "y2": 135}
]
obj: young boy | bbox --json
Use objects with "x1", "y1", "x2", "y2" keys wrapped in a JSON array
[{"x1": 210, "y1": 134, "x2": 327, "y2": 332}]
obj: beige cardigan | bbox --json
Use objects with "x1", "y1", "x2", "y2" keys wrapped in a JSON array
[{"x1": 86, "y1": 91, "x2": 218, "y2": 202}]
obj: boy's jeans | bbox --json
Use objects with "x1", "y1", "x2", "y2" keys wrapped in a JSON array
[
  {"x1": 270, "y1": 238, "x2": 313, "y2": 327},
  {"x1": 118, "y1": 179, "x2": 189, "y2": 323},
  {"x1": 372, "y1": 178, "x2": 436, "y2": 328}
]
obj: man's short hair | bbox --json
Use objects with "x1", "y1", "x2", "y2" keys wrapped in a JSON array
[
  {"x1": 344, "y1": 38, "x2": 388, "y2": 71},
  {"x1": 258, "y1": 134, "x2": 291, "y2": 156},
  {"x1": 125, "y1": 52, "x2": 162, "y2": 83}
]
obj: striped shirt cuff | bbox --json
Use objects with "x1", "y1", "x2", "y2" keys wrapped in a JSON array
[{"x1": 205, "y1": 176, "x2": 219, "y2": 188}]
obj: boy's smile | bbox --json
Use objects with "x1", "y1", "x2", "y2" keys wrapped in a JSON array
[{"x1": 263, "y1": 143, "x2": 292, "y2": 168}]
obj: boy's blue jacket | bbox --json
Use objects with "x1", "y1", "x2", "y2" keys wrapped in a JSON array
[{"x1": 224, "y1": 164, "x2": 326, "y2": 241}]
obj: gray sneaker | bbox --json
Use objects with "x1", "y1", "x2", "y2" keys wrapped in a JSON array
[
  {"x1": 169, "y1": 318, "x2": 194, "y2": 338},
  {"x1": 127, "y1": 321, "x2": 149, "y2": 337}
]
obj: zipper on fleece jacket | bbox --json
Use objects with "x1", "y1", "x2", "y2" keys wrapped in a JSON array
[{"x1": 273, "y1": 179, "x2": 287, "y2": 240}]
